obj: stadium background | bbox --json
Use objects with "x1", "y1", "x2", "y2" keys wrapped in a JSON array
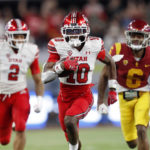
[{"x1": 0, "y1": 0, "x2": 150, "y2": 149}]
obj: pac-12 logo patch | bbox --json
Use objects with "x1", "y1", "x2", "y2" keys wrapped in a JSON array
[
  {"x1": 67, "y1": 50, "x2": 73, "y2": 56},
  {"x1": 6, "y1": 53, "x2": 10, "y2": 58}
]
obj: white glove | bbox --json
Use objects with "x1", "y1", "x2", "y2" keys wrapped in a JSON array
[
  {"x1": 42, "y1": 70, "x2": 58, "y2": 83},
  {"x1": 97, "y1": 103, "x2": 108, "y2": 114},
  {"x1": 34, "y1": 96, "x2": 43, "y2": 113}
]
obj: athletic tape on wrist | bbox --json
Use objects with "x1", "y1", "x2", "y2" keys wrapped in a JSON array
[
  {"x1": 54, "y1": 63, "x2": 64, "y2": 74},
  {"x1": 108, "y1": 79, "x2": 117, "y2": 89}
]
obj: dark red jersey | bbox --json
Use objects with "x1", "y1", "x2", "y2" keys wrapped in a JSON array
[{"x1": 110, "y1": 43, "x2": 150, "y2": 89}]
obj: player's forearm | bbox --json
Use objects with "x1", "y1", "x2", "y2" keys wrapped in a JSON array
[
  {"x1": 98, "y1": 65, "x2": 108, "y2": 104},
  {"x1": 35, "y1": 80, "x2": 44, "y2": 96},
  {"x1": 98, "y1": 78, "x2": 108, "y2": 103},
  {"x1": 108, "y1": 58, "x2": 116, "y2": 80},
  {"x1": 102, "y1": 51, "x2": 116, "y2": 80},
  {"x1": 34, "y1": 79, "x2": 44, "y2": 113}
]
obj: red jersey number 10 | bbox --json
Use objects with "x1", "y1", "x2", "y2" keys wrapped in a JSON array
[{"x1": 67, "y1": 63, "x2": 90, "y2": 83}]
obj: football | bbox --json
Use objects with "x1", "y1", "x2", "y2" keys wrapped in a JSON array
[{"x1": 58, "y1": 70, "x2": 73, "y2": 77}]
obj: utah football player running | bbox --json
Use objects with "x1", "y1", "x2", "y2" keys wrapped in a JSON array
[
  {"x1": 98, "y1": 20, "x2": 150, "y2": 150},
  {"x1": 0, "y1": 19, "x2": 44, "y2": 150},
  {"x1": 42, "y1": 11, "x2": 117, "y2": 150}
]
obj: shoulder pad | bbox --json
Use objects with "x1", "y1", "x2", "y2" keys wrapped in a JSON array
[
  {"x1": 88, "y1": 36, "x2": 104, "y2": 52},
  {"x1": 89, "y1": 36, "x2": 100, "y2": 41},
  {"x1": 48, "y1": 38, "x2": 64, "y2": 53},
  {"x1": 53, "y1": 38, "x2": 64, "y2": 42},
  {"x1": 109, "y1": 43, "x2": 122, "y2": 56},
  {"x1": 24, "y1": 43, "x2": 39, "y2": 56}
]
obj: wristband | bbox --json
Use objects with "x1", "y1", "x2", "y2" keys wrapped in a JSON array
[
  {"x1": 54, "y1": 63, "x2": 64, "y2": 74},
  {"x1": 108, "y1": 79, "x2": 117, "y2": 89}
]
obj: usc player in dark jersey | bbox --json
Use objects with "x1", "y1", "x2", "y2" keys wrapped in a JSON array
[{"x1": 97, "y1": 20, "x2": 150, "y2": 150}]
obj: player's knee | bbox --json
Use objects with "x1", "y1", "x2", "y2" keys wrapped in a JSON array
[
  {"x1": 127, "y1": 140, "x2": 137, "y2": 148},
  {"x1": 137, "y1": 125, "x2": 146, "y2": 140},
  {"x1": 0, "y1": 128, "x2": 11, "y2": 145},
  {"x1": 64, "y1": 116, "x2": 77, "y2": 129},
  {"x1": 15, "y1": 120, "x2": 26, "y2": 131}
]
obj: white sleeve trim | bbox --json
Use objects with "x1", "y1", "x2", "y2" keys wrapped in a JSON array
[{"x1": 112, "y1": 55, "x2": 124, "y2": 62}]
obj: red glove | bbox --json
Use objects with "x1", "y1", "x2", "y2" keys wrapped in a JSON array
[
  {"x1": 63, "y1": 57, "x2": 78, "y2": 71},
  {"x1": 108, "y1": 90, "x2": 117, "y2": 106}
]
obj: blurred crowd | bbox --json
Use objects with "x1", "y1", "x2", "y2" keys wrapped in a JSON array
[{"x1": 0, "y1": 0, "x2": 150, "y2": 51}]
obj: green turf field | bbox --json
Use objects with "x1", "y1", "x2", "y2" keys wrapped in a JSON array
[{"x1": 1, "y1": 126, "x2": 150, "y2": 150}]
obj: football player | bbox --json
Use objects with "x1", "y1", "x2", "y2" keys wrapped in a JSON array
[
  {"x1": 98, "y1": 19, "x2": 150, "y2": 150},
  {"x1": 42, "y1": 11, "x2": 117, "y2": 150},
  {"x1": 0, "y1": 19, "x2": 44, "y2": 150}
]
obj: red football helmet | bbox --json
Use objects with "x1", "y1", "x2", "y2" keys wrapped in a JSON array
[
  {"x1": 61, "y1": 11, "x2": 90, "y2": 47},
  {"x1": 125, "y1": 20, "x2": 150, "y2": 50},
  {"x1": 5, "y1": 19, "x2": 30, "y2": 50}
]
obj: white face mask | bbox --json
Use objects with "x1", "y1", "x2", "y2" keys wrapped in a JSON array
[
  {"x1": 8, "y1": 39, "x2": 25, "y2": 51},
  {"x1": 125, "y1": 31, "x2": 149, "y2": 51},
  {"x1": 15, "y1": 43, "x2": 24, "y2": 50},
  {"x1": 68, "y1": 38, "x2": 82, "y2": 47},
  {"x1": 6, "y1": 31, "x2": 29, "y2": 51},
  {"x1": 129, "y1": 44, "x2": 143, "y2": 50}
]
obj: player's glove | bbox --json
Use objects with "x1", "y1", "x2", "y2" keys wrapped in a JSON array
[
  {"x1": 97, "y1": 103, "x2": 108, "y2": 114},
  {"x1": 108, "y1": 90, "x2": 117, "y2": 106},
  {"x1": 63, "y1": 57, "x2": 78, "y2": 71},
  {"x1": 34, "y1": 96, "x2": 43, "y2": 113}
]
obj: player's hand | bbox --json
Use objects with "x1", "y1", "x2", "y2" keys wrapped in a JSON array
[
  {"x1": 108, "y1": 89, "x2": 117, "y2": 106},
  {"x1": 34, "y1": 96, "x2": 43, "y2": 113},
  {"x1": 63, "y1": 57, "x2": 78, "y2": 71},
  {"x1": 97, "y1": 103, "x2": 108, "y2": 114}
]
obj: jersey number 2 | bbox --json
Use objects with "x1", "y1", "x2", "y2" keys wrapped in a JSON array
[{"x1": 8, "y1": 64, "x2": 20, "y2": 81}]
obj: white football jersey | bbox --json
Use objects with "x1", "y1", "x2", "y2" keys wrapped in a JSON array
[
  {"x1": 0, "y1": 41, "x2": 39, "y2": 94},
  {"x1": 48, "y1": 36, "x2": 104, "y2": 85}
]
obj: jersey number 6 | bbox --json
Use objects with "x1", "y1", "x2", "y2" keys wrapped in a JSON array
[{"x1": 126, "y1": 68, "x2": 143, "y2": 88}]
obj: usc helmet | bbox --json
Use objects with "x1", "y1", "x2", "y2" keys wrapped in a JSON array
[
  {"x1": 125, "y1": 20, "x2": 150, "y2": 50},
  {"x1": 61, "y1": 11, "x2": 90, "y2": 47},
  {"x1": 5, "y1": 19, "x2": 30, "y2": 50}
]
